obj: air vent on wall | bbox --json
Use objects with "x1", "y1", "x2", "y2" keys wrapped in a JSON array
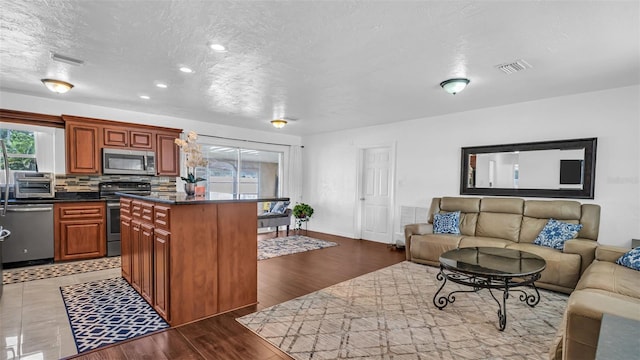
[
  {"x1": 50, "y1": 52, "x2": 85, "y2": 66},
  {"x1": 495, "y1": 59, "x2": 531, "y2": 74}
]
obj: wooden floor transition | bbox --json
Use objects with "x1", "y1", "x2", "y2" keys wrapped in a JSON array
[{"x1": 70, "y1": 231, "x2": 406, "y2": 360}]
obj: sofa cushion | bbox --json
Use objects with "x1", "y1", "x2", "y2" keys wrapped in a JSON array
[
  {"x1": 575, "y1": 259, "x2": 640, "y2": 298},
  {"x1": 533, "y1": 219, "x2": 583, "y2": 250},
  {"x1": 506, "y1": 243, "x2": 581, "y2": 289},
  {"x1": 524, "y1": 200, "x2": 581, "y2": 220},
  {"x1": 476, "y1": 212, "x2": 522, "y2": 242},
  {"x1": 480, "y1": 197, "x2": 524, "y2": 214},
  {"x1": 519, "y1": 216, "x2": 548, "y2": 243},
  {"x1": 433, "y1": 211, "x2": 461, "y2": 234},
  {"x1": 458, "y1": 236, "x2": 512, "y2": 249},
  {"x1": 458, "y1": 213, "x2": 478, "y2": 237},
  {"x1": 578, "y1": 204, "x2": 600, "y2": 240},
  {"x1": 616, "y1": 247, "x2": 640, "y2": 271},
  {"x1": 409, "y1": 234, "x2": 462, "y2": 263},
  {"x1": 440, "y1": 197, "x2": 480, "y2": 213}
]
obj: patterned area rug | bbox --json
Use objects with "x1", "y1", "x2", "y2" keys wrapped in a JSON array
[
  {"x1": 237, "y1": 261, "x2": 568, "y2": 360},
  {"x1": 60, "y1": 277, "x2": 169, "y2": 353},
  {"x1": 258, "y1": 235, "x2": 338, "y2": 260},
  {"x1": 2, "y1": 256, "x2": 121, "y2": 285}
]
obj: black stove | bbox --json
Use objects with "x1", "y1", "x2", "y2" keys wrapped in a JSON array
[
  {"x1": 100, "y1": 181, "x2": 151, "y2": 257},
  {"x1": 99, "y1": 181, "x2": 151, "y2": 200}
]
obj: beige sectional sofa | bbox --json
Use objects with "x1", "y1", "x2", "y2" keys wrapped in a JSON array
[
  {"x1": 551, "y1": 245, "x2": 640, "y2": 359},
  {"x1": 405, "y1": 196, "x2": 640, "y2": 359},
  {"x1": 404, "y1": 196, "x2": 600, "y2": 293}
]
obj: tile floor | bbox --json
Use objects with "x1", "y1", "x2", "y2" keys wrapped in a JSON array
[{"x1": 1, "y1": 267, "x2": 121, "y2": 360}]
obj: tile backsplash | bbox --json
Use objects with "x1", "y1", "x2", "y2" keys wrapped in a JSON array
[{"x1": 55, "y1": 175, "x2": 176, "y2": 196}]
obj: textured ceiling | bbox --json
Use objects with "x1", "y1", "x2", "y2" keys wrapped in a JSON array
[{"x1": 1, "y1": 1, "x2": 638, "y2": 135}]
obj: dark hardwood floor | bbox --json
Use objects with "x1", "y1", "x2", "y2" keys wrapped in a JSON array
[{"x1": 71, "y1": 231, "x2": 406, "y2": 360}]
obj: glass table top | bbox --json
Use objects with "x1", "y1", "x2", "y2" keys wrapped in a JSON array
[{"x1": 439, "y1": 247, "x2": 546, "y2": 277}]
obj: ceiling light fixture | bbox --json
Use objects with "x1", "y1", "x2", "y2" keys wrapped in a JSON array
[
  {"x1": 41, "y1": 79, "x2": 74, "y2": 94},
  {"x1": 271, "y1": 119, "x2": 287, "y2": 129},
  {"x1": 440, "y1": 78, "x2": 470, "y2": 95},
  {"x1": 209, "y1": 43, "x2": 227, "y2": 52},
  {"x1": 139, "y1": 95, "x2": 150, "y2": 100},
  {"x1": 179, "y1": 67, "x2": 194, "y2": 73},
  {"x1": 156, "y1": 83, "x2": 168, "y2": 88}
]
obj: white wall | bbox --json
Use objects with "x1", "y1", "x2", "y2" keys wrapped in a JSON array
[{"x1": 302, "y1": 85, "x2": 640, "y2": 247}]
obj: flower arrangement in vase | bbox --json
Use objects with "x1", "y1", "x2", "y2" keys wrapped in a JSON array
[{"x1": 174, "y1": 131, "x2": 208, "y2": 195}]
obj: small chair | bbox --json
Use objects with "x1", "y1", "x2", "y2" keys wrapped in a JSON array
[{"x1": 257, "y1": 201, "x2": 291, "y2": 236}]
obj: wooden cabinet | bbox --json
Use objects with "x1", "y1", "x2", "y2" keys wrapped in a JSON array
[
  {"x1": 120, "y1": 214, "x2": 132, "y2": 282},
  {"x1": 119, "y1": 197, "x2": 258, "y2": 326},
  {"x1": 120, "y1": 198, "x2": 132, "y2": 282},
  {"x1": 130, "y1": 130, "x2": 153, "y2": 149},
  {"x1": 103, "y1": 126, "x2": 128, "y2": 147},
  {"x1": 54, "y1": 202, "x2": 106, "y2": 261},
  {"x1": 130, "y1": 219, "x2": 142, "y2": 292},
  {"x1": 103, "y1": 126, "x2": 153, "y2": 150},
  {"x1": 62, "y1": 114, "x2": 181, "y2": 175},
  {"x1": 65, "y1": 120, "x2": 101, "y2": 174},
  {"x1": 156, "y1": 133, "x2": 180, "y2": 176},
  {"x1": 153, "y1": 228, "x2": 171, "y2": 320}
]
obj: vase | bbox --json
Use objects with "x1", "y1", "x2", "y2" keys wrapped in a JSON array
[{"x1": 184, "y1": 183, "x2": 196, "y2": 196}]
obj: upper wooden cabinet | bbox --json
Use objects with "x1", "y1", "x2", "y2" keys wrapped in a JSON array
[
  {"x1": 65, "y1": 120, "x2": 101, "y2": 174},
  {"x1": 156, "y1": 133, "x2": 180, "y2": 176},
  {"x1": 103, "y1": 126, "x2": 153, "y2": 150},
  {"x1": 62, "y1": 114, "x2": 181, "y2": 175}
]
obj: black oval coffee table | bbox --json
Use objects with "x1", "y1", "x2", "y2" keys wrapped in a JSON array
[{"x1": 434, "y1": 247, "x2": 547, "y2": 331}]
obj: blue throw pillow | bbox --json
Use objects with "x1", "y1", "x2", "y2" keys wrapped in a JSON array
[
  {"x1": 433, "y1": 211, "x2": 461, "y2": 235},
  {"x1": 616, "y1": 248, "x2": 640, "y2": 271},
  {"x1": 270, "y1": 201, "x2": 290, "y2": 214},
  {"x1": 533, "y1": 218, "x2": 583, "y2": 250}
]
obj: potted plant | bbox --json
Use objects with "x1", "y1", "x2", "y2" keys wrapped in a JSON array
[{"x1": 293, "y1": 203, "x2": 314, "y2": 231}]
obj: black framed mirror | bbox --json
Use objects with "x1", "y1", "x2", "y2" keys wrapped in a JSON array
[{"x1": 460, "y1": 138, "x2": 597, "y2": 199}]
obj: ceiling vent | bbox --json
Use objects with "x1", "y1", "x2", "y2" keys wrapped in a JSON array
[
  {"x1": 495, "y1": 59, "x2": 531, "y2": 74},
  {"x1": 50, "y1": 52, "x2": 85, "y2": 66}
]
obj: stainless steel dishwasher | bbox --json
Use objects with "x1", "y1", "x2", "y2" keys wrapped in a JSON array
[{"x1": 1, "y1": 203, "x2": 54, "y2": 267}]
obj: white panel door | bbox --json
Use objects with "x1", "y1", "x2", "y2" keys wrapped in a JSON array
[{"x1": 360, "y1": 147, "x2": 392, "y2": 242}]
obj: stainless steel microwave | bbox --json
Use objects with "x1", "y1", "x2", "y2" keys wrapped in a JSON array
[{"x1": 102, "y1": 148, "x2": 156, "y2": 175}]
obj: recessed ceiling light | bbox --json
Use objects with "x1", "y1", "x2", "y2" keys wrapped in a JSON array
[
  {"x1": 179, "y1": 67, "x2": 194, "y2": 73},
  {"x1": 209, "y1": 43, "x2": 226, "y2": 52},
  {"x1": 156, "y1": 83, "x2": 168, "y2": 88},
  {"x1": 139, "y1": 95, "x2": 150, "y2": 100}
]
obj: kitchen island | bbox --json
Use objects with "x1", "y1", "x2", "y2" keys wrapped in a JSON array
[{"x1": 117, "y1": 192, "x2": 289, "y2": 326}]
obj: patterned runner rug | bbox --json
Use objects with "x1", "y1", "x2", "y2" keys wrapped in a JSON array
[
  {"x1": 237, "y1": 261, "x2": 568, "y2": 360},
  {"x1": 2, "y1": 256, "x2": 121, "y2": 285},
  {"x1": 60, "y1": 277, "x2": 169, "y2": 353},
  {"x1": 258, "y1": 235, "x2": 338, "y2": 260}
]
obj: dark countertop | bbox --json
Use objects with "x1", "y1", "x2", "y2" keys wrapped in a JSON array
[
  {"x1": 8, "y1": 198, "x2": 106, "y2": 204},
  {"x1": 116, "y1": 192, "x2": 290, "y2": 205},
  {"x1": 6, "y1": 192, "x2": 103, "y2": 204}
]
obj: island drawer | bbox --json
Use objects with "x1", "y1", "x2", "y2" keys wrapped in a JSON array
[{"x1": 154, "y1": 205, "x2": 171, "y2": 230}]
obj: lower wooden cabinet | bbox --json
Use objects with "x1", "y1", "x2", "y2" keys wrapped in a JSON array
[
  {"x1": 54, "y1": 202, "x2": 106, "y2": 261},
  {"x1": 140, "y1": 222, "x2": 154, "y2": 304},
  {"x1": 120, "y1": 214, "x2": 132, "y2": 282},
  {"x1": 153, "y1": 228, "x2": 171, "y2": 320}
]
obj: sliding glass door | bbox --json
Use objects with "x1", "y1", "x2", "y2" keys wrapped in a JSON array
[{"x1": 201, "y1": 145, "x2": 282, "y2": 199}]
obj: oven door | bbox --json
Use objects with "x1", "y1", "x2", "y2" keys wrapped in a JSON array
[{"x1": 106, "y1": 201, "x2": 121, "y2": 256}]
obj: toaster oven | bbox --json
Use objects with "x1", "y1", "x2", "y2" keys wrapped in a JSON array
[{"x1": 14, "y1": 172, "x2": 55, "y2": 199}]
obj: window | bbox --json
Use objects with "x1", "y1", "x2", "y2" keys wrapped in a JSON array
[
  {"x1": 196, "y1": 143, "x2": 283, "y2": 199},
  {"x1": 0, "y1": 129, "x2": 37, "y2": 171}
]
